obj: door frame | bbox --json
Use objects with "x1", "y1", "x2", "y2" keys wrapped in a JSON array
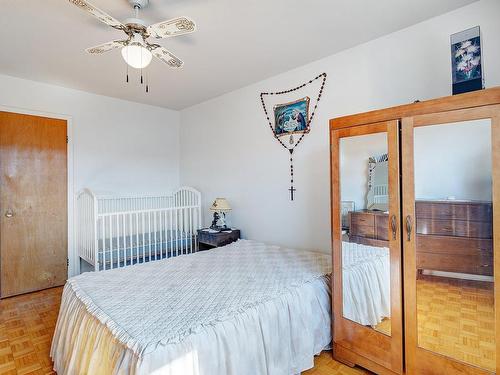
[
  {"x1": 0, "y1": 105, "x2": 77, "y2": 278},
  {"x1": 401, "y1": 104, "x2": 500, "y2": 375}
]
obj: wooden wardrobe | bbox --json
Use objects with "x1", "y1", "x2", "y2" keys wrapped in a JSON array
[{"x1": 330, "y1": 87, "x2": 500, "y2": 375}]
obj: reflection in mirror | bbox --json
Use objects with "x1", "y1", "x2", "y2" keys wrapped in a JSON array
[
  {"x1": 414, "y1": 119, "x2": 495, "y2": 371},
  {"x1": 340, "y1": 132, "x2": 391, "y2": 336},
  {"x1": 367, "y1": 154, "x2": 389, "y2": 211}
]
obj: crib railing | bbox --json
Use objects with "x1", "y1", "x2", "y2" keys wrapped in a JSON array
[
  {"x1": 97, "y1": 195, "x2": 174, "y2": 214},
  {"x1": 373, "y1": 184, "x2": 389, "y2": 204},
  {"x1": 77, "y1": 187, "x2": 202, "y2": 271}
]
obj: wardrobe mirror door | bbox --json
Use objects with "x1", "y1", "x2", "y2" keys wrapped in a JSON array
[
  {"x1": 339, "y1": 131, "x2": 391, "y2": 336},
  {"x1": 413, "y1": 119, "x2": 494, "y2": 371}
]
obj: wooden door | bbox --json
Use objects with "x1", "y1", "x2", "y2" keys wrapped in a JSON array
[
  {"x1": 0, "y1": 112, "x2": 67, "y2": 298},
  {"x1": 331, "y1": 120, "x2": 403, "y2": 374},
  {"x1": 402, "y1": 105, "x2": 500, "y2": 374}
]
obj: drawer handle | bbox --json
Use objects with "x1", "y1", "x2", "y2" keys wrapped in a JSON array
[
  {"x1": 390, "y1": 215, "x2": 397, "y2": 240},
  {"x1": 406, "y1": 215, "x2": 412, "y2": 242},
  {"x1": 480, "y1": 264, "x2": 490, "y2": 267}
]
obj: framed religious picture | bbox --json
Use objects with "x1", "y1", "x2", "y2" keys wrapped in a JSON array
[
  {"x1": 260, "y1": 72, "x2": 327, "y2": 201},
  {"x1": 273, "y1": 97, "x2": 310, "y2": 141},
  {"x1": 451, "y1": 26, "x2": 484, "y2": 95}
]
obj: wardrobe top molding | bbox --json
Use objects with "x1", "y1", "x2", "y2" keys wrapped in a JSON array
[{"x1": 329, "y1": 86, "x2": 500, "y2": 129}]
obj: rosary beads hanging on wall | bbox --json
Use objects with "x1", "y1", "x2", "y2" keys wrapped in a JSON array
[{"x1": 260, "y1": 72, "x2": 327, "y2": 201}]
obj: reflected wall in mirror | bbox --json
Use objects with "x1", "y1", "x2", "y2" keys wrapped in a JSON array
[
  {"x1": 414, "y1": 119, "x2": 495, "y2": 371},
  {"x1": 339, "y1": 132, "x2": 391, "y2": 336}
]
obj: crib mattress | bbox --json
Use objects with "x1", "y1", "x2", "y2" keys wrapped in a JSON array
[
  {"x1": 98, "y1": 229, "x2": 191, "y2": 250},
  {"x1": 51, "y1": 240, "x2": 332, "y2": 375}
]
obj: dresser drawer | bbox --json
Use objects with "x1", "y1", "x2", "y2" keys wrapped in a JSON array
[
  {"x1": 416, "y1": 218, "x2": 492, "y2": 238},
  {"x1": 197, "y1": 231, "x2": 218, "y2": 246},
  {"x1": 416, "y1": 252, "x2": 493, "y2": 276},
  {"x1": 350, "y1": 212, "x2": 375, "y2": 226},
  {"x1": 416, "y1": 235, "x2": 493, "y2": 256},
  {"x1": 416, "y1": 201, "x2": 492, "y2": 221},
  {"x1": 350, "y1": 223, "x2": 375, "y2": 238},
  {"x1": 375, "y1": 215, "x2": 389, "y2": 241}
]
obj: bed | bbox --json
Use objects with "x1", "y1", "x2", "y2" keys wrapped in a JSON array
[
  {"x1": 77, "y1": 187, "x2": 201, "y2": 271},
  {"x1": 341, "y1": 241, "x2": 390, "y2": 326},
  {"x1": 51, "y1": 240, "x2": 332, "y2": 375}
]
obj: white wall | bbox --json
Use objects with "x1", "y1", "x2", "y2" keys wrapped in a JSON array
[
  {"x1": 340, "y1": 133, "x2": 387, "y2": 212},
  {"x1": 0, "y1": 74, "x2": 180, "y2": 275},
  {"x1": 414, "y1": 119, "x2": 492, "y2": 201},
  {"x1": 0, "y1": 74, "x2": 180, "y2": 195},
  {"x1": 179, "y1": 0, "x2": 500, "y2": 253}
]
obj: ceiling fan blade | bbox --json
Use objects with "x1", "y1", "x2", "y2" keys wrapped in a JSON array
[
  {"x1": 68, "y1": 0, "x2": 124, "y2": 30},
  {"x1": 85, "y1": 40, "x2": 126, "y2": 55},
  {"x1": 147, "y1": 17, "x2": 196, "y2": 39},
  {"x1": 151, "y1": 46, "x2": 184, "y2": 68}
]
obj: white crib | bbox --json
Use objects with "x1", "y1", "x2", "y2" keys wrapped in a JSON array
[{"x1": 77, "y1": 187, "x2": 202, "y2": 271}]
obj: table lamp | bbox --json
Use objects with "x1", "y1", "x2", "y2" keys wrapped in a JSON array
[{"x1": 210, "y1": 198, "x2": 231, "y2": 230}]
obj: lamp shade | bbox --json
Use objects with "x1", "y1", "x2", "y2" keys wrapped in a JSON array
[
  {"x1": 210, "y1": 198, "x2": 231, "y2": 212},
  {"x1": 121, "y1": 35, "x2": 152, "y2": 69}
]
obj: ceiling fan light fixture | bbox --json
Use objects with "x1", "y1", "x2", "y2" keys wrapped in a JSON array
[
  {"x1": 121, "y1": 35, "x2": 152, "y2": 69},
  {"x1": 73, "y1": 0, "x2": 194, "y2": 74}
]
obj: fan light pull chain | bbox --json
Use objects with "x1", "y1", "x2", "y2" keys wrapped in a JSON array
[
  {"x1": 146, "y1": 70, "x2": 149, "y2": 93},
  {"x1": 126, "y1": 47, "x2": 129, "y2": 83},
  {"x1": 140, "y1": 50, "x2": 144, "y2": 84}
]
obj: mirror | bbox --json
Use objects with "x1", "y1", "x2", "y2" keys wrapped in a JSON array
[
  {"x1": 367, "y1": 154, "x2": 389, "y2": 211},
  {"x1": 340, "y1": 132, "x2": 391, "y2": 336},
  {"x1": 414, "y1": 119, "x2": 494, "y2": 371}
]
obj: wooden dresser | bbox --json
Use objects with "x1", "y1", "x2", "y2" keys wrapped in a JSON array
[
  {"x1": 415, "y1": 200, "x2": 493, "y2": 276},
  {"x1": 348, "y1": 210, "x2": 389, "y2": 247}
]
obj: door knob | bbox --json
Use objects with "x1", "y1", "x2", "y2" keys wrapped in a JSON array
[
  {"x1": 390, "y1": 215, "x2": 397, "y2": 240},
  {"x1": 5, "y1": 208, "x2": 14, "y2": 218},
  {"x1": 405, "y1": 215, "x2": 413, "y2": 241}
]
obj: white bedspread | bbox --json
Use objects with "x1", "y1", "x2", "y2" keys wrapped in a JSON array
[
  {"x1": 51, "y1": 240, "x2": 332, "y2": 375},
  {"x1": 341, "y1": 241, "x2": 390, "y2": 326}
]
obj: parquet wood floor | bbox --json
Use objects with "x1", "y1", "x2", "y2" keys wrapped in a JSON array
[
  {"x1": 417, "y1": 277, "x2": 495, "y2": 372},
  {"x1": 0, "y1": 287, "x2": 61, "y2": 375},
  {"x1": 302, "y1": 352, "x2": 371, "y2": 375}
]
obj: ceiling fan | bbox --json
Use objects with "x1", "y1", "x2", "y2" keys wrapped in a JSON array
[{"x1": 68, "y1": 0, "x2": 196, "y2": 70}]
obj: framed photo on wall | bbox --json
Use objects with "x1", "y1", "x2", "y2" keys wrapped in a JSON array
[
  {"x1": 273, "y1": 97, "x2": 310, "y2": 138},
  {"x1": 450, "y1": 26, "x2": 484, "y2": 95}
]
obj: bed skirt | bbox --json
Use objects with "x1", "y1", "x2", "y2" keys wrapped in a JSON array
[{"x1": 51, "y1": 276, "x2": 331, "y2": 375}]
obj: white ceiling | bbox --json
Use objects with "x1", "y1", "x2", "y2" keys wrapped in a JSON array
[{"x1": 1, "y1": 0, "x2": 476, "y2": 110}]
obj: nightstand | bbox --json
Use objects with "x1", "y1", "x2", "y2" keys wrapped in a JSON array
[{"x1": 197, "y1": 229, "x2": 241, "y2": 251}]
